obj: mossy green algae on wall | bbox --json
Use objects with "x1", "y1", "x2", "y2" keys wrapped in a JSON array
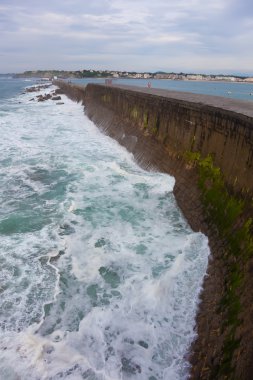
[{"x1": 185, "y1": 152, "x2": 253, "y2": 378}]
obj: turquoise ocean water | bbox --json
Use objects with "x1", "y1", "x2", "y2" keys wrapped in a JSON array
[{"x1": 0, "y1": 78, "x2": 210, "y2": 379}]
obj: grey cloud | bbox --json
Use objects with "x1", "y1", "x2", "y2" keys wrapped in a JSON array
[
  {"x1": 230, "y1": 0, "x2": 253, "y2": 17},
  {"x1": 0, "y1": 0, "x2": 252, "y2": 74}
]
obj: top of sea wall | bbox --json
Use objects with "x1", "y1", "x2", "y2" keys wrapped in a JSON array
[{"x1": 111, "y1": 84, "x2": 253, "y2": 118}]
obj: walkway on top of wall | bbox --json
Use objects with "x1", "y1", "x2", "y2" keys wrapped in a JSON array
[{"x1": 101, "y1": 83, "x2": 253, "y2": 119}]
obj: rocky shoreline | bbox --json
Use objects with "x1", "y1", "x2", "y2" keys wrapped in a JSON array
[
  {"x1": 24, "y1": 84, "x2": 65, "y2": 104},
  {"x1": 54, "y1": 81, "x2": 253, "y2": 379}
]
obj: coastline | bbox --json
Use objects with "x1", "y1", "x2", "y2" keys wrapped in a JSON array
[{"x1": 54, "y1": 81, "x2": 253, "y2": 379}]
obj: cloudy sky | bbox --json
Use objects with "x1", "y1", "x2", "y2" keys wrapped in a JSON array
[{"x1": 0, "y1": 0, "x2": 252, "y2": 74}]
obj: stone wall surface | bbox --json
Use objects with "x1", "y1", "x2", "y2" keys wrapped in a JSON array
[{"x1": 54, "y1": 80, "x2": 253, "y2": 380}]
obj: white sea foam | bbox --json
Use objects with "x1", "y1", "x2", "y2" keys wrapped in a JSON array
[{"x1": 0, "y1": 86, "x2": 210, "y2": 379}]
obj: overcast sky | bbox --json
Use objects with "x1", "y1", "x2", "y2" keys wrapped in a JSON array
[{"x1": 0, "y1": 0, "x2": 252, "y2": 74}]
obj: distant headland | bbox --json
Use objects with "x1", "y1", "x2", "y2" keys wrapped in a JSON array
[{"x1": 9, "y1": 69, "x2": 253, "y2": 83}]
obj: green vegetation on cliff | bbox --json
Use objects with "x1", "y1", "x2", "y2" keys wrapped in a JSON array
[
  {"x1": 185, "y1": 152, "x2": 253, "y2": 259},
  {"x1": 14, "y1": 70, "x2": 114, "y2": 79},
  {"x1": 185, "y1": 151, "x2": 253, "y2": 377}
]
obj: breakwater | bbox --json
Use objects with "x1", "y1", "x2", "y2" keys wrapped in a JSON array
[{"x1": 54, "y1": 80, "x2": 253, "y2": 379}]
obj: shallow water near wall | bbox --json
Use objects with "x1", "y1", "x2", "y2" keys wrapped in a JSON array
[{"x1": 0, "y1": 80, "x2": 210, "y2": 380}]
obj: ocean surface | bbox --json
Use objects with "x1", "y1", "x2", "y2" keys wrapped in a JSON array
[
  {"x1": 0, "y1": 78, "x2": 210, "y2": 380},
  {"x1": 71, "y1": 77, "x2": 253, "y2": 101}
]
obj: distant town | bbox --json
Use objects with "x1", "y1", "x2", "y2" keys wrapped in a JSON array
[{"x1": 2, "y1": 69, "x2": 253, "y2": 82}]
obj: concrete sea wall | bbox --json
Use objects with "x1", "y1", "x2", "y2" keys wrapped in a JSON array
[
  {"x1": 54, "y1": 80, "x2": 253, "y2": 379},
  {"x1": 86, "y1": 84, "x2": 253, "y2": 194}
]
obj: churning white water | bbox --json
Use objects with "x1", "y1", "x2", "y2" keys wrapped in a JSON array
[{"x1": 0, "y1": 83, "x2": 209, "y2": 380}]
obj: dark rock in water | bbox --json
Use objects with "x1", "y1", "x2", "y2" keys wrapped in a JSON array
[
  {"x1": 25, "y1": 84, "x2": 52, "y2": 94},
  {"x1": 52, "y1": 95, "x2": 61, "y2": 101},
  {"x1": 36, "y1": 93, "x2": 52, "y2": 102},
  {"x1": 56, "y1": 102, "x2": 64, "y2": 105},
  {"x1": 26, "y1": 87, "x2": 39, "y2": 93},
  {"x1": 29, "y1": 98, "x2": 34, "y2": 101}
]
